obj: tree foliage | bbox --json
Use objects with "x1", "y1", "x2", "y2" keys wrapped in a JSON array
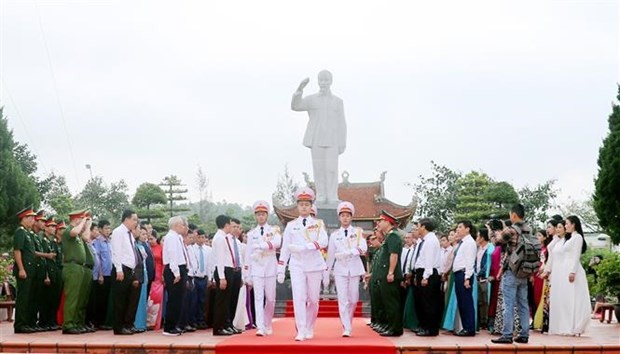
[
  {"x1": 593, "y1": 85, "x2": 620, "y2": 244},
  {"x1": 411, "y1": 161, "x2": 461, "y2": 232},
  {"x1": 132, "y1": 182, "x2": 167, "y2": 222},
  {"x1": 559, "y1": 196, "x2": 601, "y2": 232},
  {"x1": 74, "y1": 176, "x2": 129, "y2": 222},
  {"x1": 0, "y1": 108, "x2": 40, "y2": 252},
  {"x1": 455, "y1": 171, "x2": 494, "y2": 224},
  {"x1": 273, "y1": 164, "x2": 299, "y2": 206},
  {"x1": 39, "y1": 172, "x2": 74, "y2": 220},
  {"x1": 196, "y1": 166, "x2": 209, "y2": 222},
  {"x1": 518, "y1": 180, "x2": 557, "y2": 227},
  {"x1": 159, "y1": 175, "x2": 190, "y2": 217}
]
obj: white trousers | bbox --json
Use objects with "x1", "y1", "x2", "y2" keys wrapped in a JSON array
[
  {"x1": 335, "y1": 275, "x2": 360, "y2": 332},
  {"x1": 252, "y1": 275, "x2": 276, "y2": 331},
  {"x1": 290, "y1": 269, "x2": 322, "y2": 336}
]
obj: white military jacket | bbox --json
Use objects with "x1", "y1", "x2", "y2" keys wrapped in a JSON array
[
  {"x1": 244, "y1": 223, "x2": 281, "y2": 277},
  {"x1": 279, "y1": 216, "x2": 328, "y2": 272},
  {"x1": 325, "y1": 226, "x2": 367, "y2": 277}
]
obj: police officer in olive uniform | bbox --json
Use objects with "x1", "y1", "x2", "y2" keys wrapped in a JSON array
[
  {"x1": 13, "y1": 207, "x2": 38, "y2": 333},
  {"x1": 30, "y1": 211, "x2": 50, "y2": 331},
  {"x1": 40, "y1": 218, "x2": 61, "y2": 331},
  {"x1": 79, "y1": 212, "x2": 96, "y2": 332},
  {"x1": 373, "y1": 210, "x2": 403, "y2": 336},
  {"x1": 62, "y1": 210, "x2": 91, "y2": 334}
]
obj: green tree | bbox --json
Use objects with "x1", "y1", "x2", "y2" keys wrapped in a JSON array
[
  {"x1": 559, "y1": 197, "x2": 601, "y2": 233},
  {"x1": 196, "y1": 166, "x2": 209, "y2": 222},
  {"x1": 273, "y1": 164, "x2": 299, "y2": 206},
  {"x1": 455, "y1": 171, "x2": 494, "y2": 224},
  {"x1": 410, "y1": 161, "x2": 461, "y2": 232},
  {"x1": 132, "y1": 183, "x2": 167, "y2": 222},
  {"x1": 159, "y1": 175, "x2": 190, "y2": 217},
  {"x1": 39, "y1": 172, "x2": 74, "y2": 220},
  {"x1": 74, "y1": 176, "x2": 129, "y2": 222},
  {"x1": 484, "y1": 181, "x2": 519, "y2": 219},
  {"x1": 594, "y1": 86, "x2": 620, "y2": 244},
  {"x1": 518, "y1": 180, "x2": 557, "y2": 227},
  {"x1": 0, "y1": 108, "x2": 40, "y2": 252}
]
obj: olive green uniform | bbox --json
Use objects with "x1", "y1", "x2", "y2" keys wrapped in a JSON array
[
  {"x1": 369, "y1": 245, "x2": 384, "y2": 326},
  {"x1": 30, "y1": 231, "x2": 47, "y2": 327},
  {"x1": 51, "y1": 238, "x2": 64, "y2": 326},
  {"x1": 78, "y1": 241, "x2": 95, "y2": 327},
  {"x1": 62, "y1": 226, "x2": 86, "y2": 330},
  {"x1": 374, "y1": 229, "x2": 403, "y2": 334},
  {"x1": 13, "y1": 227, "x2": 36, "y2": 331},
  {"x1": 40, "y1": 234, "x2": 60, "y2": 328}
]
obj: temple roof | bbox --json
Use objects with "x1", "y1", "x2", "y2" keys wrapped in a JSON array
[{"x1": 273, "y1": 171, "x2": 416, "y2": 227}]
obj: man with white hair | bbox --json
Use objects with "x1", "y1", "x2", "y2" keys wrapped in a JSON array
[
  {"x1": 244, "y1": 200, "x2": 281, "y2": 336},
  {"x1": 277, "y1": 187, "x2": 328, "y2": 341},
  {"x1": 162, "y1": 216, "x2": 189, "y2": 336},
  {"x1": 324, "y1": 201, "x2": 367, "y2": 337}
]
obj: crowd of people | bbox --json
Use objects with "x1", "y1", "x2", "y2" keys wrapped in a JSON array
[
  {"x1": 367, "y1": 204, "x2": 592, "y2": 343},
  {"x1": 11, "y1": 189, "x2": 592, "y2": 343}
]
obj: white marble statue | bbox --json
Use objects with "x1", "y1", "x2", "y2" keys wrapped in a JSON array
[{"x1": 291, "y1": 70, "x2": 347, "y2": 206}]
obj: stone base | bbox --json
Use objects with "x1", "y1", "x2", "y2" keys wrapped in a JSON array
[{"x1": 317, "y1": 207, "x2": 339, "y2": 231}]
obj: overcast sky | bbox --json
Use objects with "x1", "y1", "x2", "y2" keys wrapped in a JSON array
[{"x1": 1, "y1": 0, "x2": 618, "y2": 209}]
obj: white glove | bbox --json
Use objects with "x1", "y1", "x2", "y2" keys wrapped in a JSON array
[
  {"x1": 277, "y1": 273, "x2": 285, "y2": 284},
  {"x1": 322, "y1": 270, "x2": 330, "y2": 288},
  {"x1": 289, "y1": 244, "x2": 302, "y2": 253}
]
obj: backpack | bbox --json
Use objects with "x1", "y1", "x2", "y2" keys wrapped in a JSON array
[{"x1": 508, "y1": 223, "x2": 541, "y2": 279}]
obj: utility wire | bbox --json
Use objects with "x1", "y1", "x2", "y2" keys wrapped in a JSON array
[{"x1": 33, "y1": 0, "x2": 81, "y2": 188}]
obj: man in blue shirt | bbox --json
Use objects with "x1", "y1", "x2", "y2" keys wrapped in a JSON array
[{"x1": 92, "y1": 220, "x2": 113, "y2": 330}]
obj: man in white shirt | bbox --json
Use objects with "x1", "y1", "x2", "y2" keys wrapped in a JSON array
[
  {"x1": 161, "y1": 216, "x2": 189, "y2": 336},
  {"x1": 438, "y1": 235, "x2": 453, "y2": 276},
  {"x1": 324, "y1": 201, "x2": 367, "y2": 337},
  {"x1": 245, "y1": 200, "x2": 281, "y2": 336},
  {"x1": 451, "y1": 220, "x2": 478, "y2": 337},
  {"x1": 211, "y1": 215, "x2": 237, "y2": 336},
  {"x1": 191, "y1": 230, "x2": 212, "y2": 330},
  {"x1": 178, "y1": 227, "x2": 197, "y2": 332},
  {"x1": 277, "y1": 187, "x2": 328, "y2": 341},
  {"x1": 412, "y1": 218, "x2": 442, "y2": 337},
  {"x1": 110, "y1": 209, "x2": 139, "y2": 335}
]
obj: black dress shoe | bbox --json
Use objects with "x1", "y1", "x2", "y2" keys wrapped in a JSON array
[
  {"x1": 163, "y1": 328, "x2": 182, "y2": 336},
  {"x1": 62, "y1": 328, "x2": 82, "y2": 335},
  {"x1": 375, "y1": 324, "x2": 388, "y2": 333},
  {"x1": 184, "y1": 325, "x2": 197, "y2": 332},
  {"x1": 455, "y1": 330, "x2": 475, "y2": 337},
  {"x1": 98, "y1": 325, "x2": 113, "y2": 331},
  {"x1": 114, "y1": 328, "x2": 134, "y2": 335},
  {"x1": 491, "y1": 336, "x2": 513, "y2": 344},
  {"x1": 14, "y1": 326, "x2": 37, "y2": 334},
  {"x1": 416, "y1": 329, "x2": 438, "y2": 337},
  {"x1": 134, "y1": 328, "x2": 146, "y2": 333},
  {"x1": 514, "y1": 336, "x2": 528, "y2": 344},
  {"x1": 380, "y1": 330, "x2": 403, "y2": 337},
  {"x1": 214, "y1": 328, "x2": 233, "y2": 336}
]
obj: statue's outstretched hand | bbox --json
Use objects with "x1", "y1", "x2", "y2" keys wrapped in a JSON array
[{"x1": 297, "y1": 78, "x2": 310, "y2": 92}]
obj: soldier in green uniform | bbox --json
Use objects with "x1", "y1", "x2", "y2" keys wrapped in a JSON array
[
  {"x1": 368, "y1": 228, "x2": 386, "y2": 332},
  {"x1": 13, "y1": 207, "x2": 38, "y2": 333},
  {"x1": 30, "y1": 211, "x2": 48, "y2": 331},
  {"x1": 374, "y1": 210, "x2": 403, "y2": 336},
  {"x1": 54, "y1": 221, "x2": 66, "y2": 326},
  {"x1": 41, "y1": 218, "x2": 61, "y2": 331},
  {"x1": 62, "y1": 210, "x2": 91, "y2": 334}
]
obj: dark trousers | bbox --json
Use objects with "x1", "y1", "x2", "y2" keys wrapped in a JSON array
[
  {"x1": 111, "y1": 265, "x2": 140, "y2": 331},
  {"x1": 213, "y1": 267, "x2": 233, "y2": 331},
  {"x1": 14, "y1": 270, "x2": 33, "y2": 330},
  {"x1": 31, "y1": 274, "x2": 44, "y2": 326},
  {"x1": 191, "y1": 277, "x2": 207, "y2": 325},
  {"x1": 163, "y1": 265, "x2": 188, "y2": 332},
  {"x1": 414, "y1": 268, "x2": 442, "y2": 334},
  {"x1": 227, "y1": 269, "x2": 242, "y2": 327},
  {"x1": 376, "y1": 278, "x2": 402, "y2": 333},
  {"x1": 454, "y1": 270, "x2": 475, "y2": 333},
  {"x1": 179, "y1": 276, "x2": 194, "y2": 327},
  {"x1": 206, "y1": 286, "x2": 216, "y2": 327},
  {"x1": 91, "y1": 276, "x2": 111, "y2": 327}
]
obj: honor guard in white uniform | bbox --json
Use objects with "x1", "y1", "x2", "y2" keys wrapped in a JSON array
[
  {"x1": 324, "y1": 201, "x2": 367, "y2": 337},
  {"x1": 244, "y1": 200, "x2": 281, "y2": 336},
  {"x1": 277, "y1": 187, "x2": 328, "y2": 341}
]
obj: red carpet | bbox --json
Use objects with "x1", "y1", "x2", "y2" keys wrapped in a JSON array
[
  {"x1": 216, "y1": 318, "x2": 394, "y2": 354},
  {"x1": 284, "y1": 300, "x2": 363, "y2": 317}
]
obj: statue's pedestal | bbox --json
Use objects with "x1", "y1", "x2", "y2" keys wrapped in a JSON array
[{"x1": 317, "y1": 207, "x2": 339, "y2": 232}]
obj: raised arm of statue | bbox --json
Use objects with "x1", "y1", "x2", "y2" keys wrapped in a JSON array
[{"x1": 291, "y1": 78, "x2": 310, "y2": 111}]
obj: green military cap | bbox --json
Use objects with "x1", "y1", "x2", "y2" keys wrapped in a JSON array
[
  {"x1": 378, "y1": 210, "x2": 398, "y2": 225},
  {"x1": 35, "y1": 210, "x2": 46, "y2": 221},
  {"x1": 17, "y1": 206, "x2": 37, "y2": 219}
]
